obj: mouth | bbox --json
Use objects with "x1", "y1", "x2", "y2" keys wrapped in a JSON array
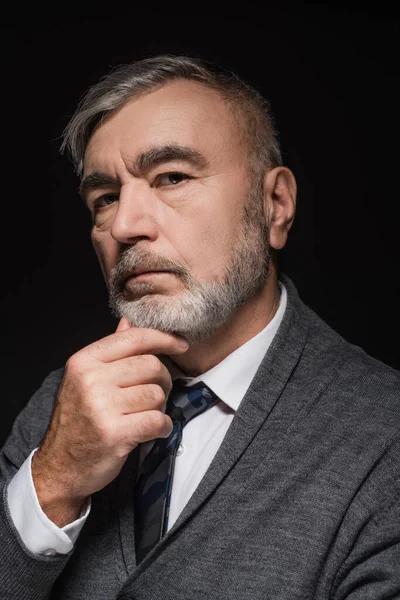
[{"x1": 123, "y1": 270, "x2": 173, "y2": 285}]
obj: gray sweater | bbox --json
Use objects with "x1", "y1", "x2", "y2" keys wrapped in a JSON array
[{"x1": 1, "y1": 275, "x2": 399, "y2": 599}]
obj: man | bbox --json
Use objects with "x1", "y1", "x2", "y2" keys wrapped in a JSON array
[{"x1": 0, "y1": 55, "x2": 399, "y2": 600}]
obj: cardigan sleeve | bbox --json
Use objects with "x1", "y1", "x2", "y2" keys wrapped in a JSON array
[
  {"x1": 0, "y1": 368, "x2": 75, "y2": 600},
  {"x1": 330, "y1": 439, "x2": 400, "y2": 600}
]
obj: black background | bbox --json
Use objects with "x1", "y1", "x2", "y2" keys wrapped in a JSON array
[{"x1": 2, "y1": 4, "x2": 399, "y2": 445}]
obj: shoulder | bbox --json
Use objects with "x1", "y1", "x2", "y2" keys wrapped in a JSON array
[
  {"x1": 289, "y1": 302, "x2": 400, "y2": 519},
  {"x1": 301, "y1": 302, "x2": 400, "y2": 436}
]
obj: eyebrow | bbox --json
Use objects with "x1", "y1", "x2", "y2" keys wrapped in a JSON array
[
  {"x1": 79, "y1": 172, "x2": 117, "y2": 201},
  {"x1": 79, "y1": 144, "x2": 209, "y2": 201}
]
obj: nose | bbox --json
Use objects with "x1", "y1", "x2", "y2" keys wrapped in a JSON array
[{"x1": 110, "y1": 181, "x2": 158, "y2": 245}]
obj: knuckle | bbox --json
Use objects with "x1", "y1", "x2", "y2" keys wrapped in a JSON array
[
  {"x1": 79, "y1": 370, "x2": 98, "y2": 393},
  {"x1": 114, "y1": 446, "x2": 131, "y2": 460},
  {"x1": 143, "y1": 354, "x2": 163, "y2": 374},
  {"x1": 61, "y1": 361, "x2": 99, "y2": 403},
  {"x1": 65, "y1": 354, "x2": 82, "y2": 374},
  {"x1": 147, "y1": 410, "x2": 168, "y2": 433},
  {"x1": 149, "y1": 384, "x2": 166, "y2": 407}
]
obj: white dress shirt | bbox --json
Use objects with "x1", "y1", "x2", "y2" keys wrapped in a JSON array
[{"x1": 7, "y1": 283, "x2": 287, "y2": 555}]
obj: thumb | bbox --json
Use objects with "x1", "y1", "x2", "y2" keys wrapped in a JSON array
[{"x1": 116, "y1": 316, "x2": 133, "y2": 333}]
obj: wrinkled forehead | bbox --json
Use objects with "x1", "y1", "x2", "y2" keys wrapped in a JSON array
[{"x1": 83, "y1": 80, "x2": 248, "y2": 175}]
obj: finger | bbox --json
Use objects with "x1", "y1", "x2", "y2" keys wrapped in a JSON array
[
  {"x1": 117, "y1": 384, "x2": 167, "y2": 415},
  {"x1": 83, "y1": 327, "x2": 189, "y2": 363},
  {"x1": 120, "y1": 411, "x2": 173, "y2": 445},
  {"x1": 106, "y1": 355, "x2": 172, "y2": 393},
  {"x1": 116, "y1": 316, "x2": 132, "y2": 333}
]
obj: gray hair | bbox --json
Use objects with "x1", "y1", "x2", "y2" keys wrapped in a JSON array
[{"x1": 60, "y1": 54, "x2": 283, "y2": 177}]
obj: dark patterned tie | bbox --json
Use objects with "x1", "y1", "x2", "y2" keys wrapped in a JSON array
[{"x1": 134, "y1": 378, "x2": 219, "y2": 564}]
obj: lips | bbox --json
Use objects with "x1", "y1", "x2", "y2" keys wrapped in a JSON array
[
  {"x1": 130, "y1": 268, "x2": 170, "y2": 277},
  {"x1": 123, "y1": 269, "x2": 171, "y2": 286}
]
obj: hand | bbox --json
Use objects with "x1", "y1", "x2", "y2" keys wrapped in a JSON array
[{"x1": 31, "y1": 318, "x2": 189, "y2": 527}]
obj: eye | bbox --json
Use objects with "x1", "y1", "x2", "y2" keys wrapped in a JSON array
[
  {"x1": 93, "y1": 193, "x2": 119, "y2": 210},
  {"x1": 156, "y1": 172, "x2": 192, "y2": 187}
]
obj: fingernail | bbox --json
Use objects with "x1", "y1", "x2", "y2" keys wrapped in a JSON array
[{"x1": 177, "y1": 336, "x2": 189, "y2": 348}]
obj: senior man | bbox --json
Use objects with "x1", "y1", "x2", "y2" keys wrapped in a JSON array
[{"x1": 1, "y1": 55, "x2": 399, "y2": 600}]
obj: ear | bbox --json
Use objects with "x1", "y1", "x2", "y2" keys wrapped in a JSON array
[{"x1": 263, "y1": 167, "x2": 297, "y2": 250}]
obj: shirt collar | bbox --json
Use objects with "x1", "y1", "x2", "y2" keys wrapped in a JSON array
[{"x1": 160, "y1": 282, "x2": 287, "y2": 413}]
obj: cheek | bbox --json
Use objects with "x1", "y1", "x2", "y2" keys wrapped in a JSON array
[
  {"x1": 179, "y1": 222, "x2": 234, "y2": 277},
  {"x1": 91, "y1": 233, "x2": 116, "y2": 282},
  {"x1": 201, "y1": 207, "x2": 240, "y2": 252}
]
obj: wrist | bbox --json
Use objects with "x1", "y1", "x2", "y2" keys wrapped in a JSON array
[{"x1": 32, "y1": 452, "x2": 88, "y2": 527}]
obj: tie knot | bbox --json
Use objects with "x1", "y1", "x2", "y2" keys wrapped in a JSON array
[{"x1": 166, "y1": 379, "x2": 218, "y2": 425}]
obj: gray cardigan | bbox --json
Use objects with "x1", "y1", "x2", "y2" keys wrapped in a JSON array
[{"x1": 1, "y1": 275, "x2": 399, "y2": 600}]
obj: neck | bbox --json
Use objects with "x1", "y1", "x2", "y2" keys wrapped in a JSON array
[{"x1": 169, "y1": 268, "x2": 281, "y2": 377}]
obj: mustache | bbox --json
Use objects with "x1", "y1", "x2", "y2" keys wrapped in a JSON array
[{"x1": 108, "y1": 247, "x2": 193, "y2": 291}]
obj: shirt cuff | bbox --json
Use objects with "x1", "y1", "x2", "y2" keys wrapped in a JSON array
[{"x1": 7, "y1": 448, "x2": 91, "y2": 555}]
